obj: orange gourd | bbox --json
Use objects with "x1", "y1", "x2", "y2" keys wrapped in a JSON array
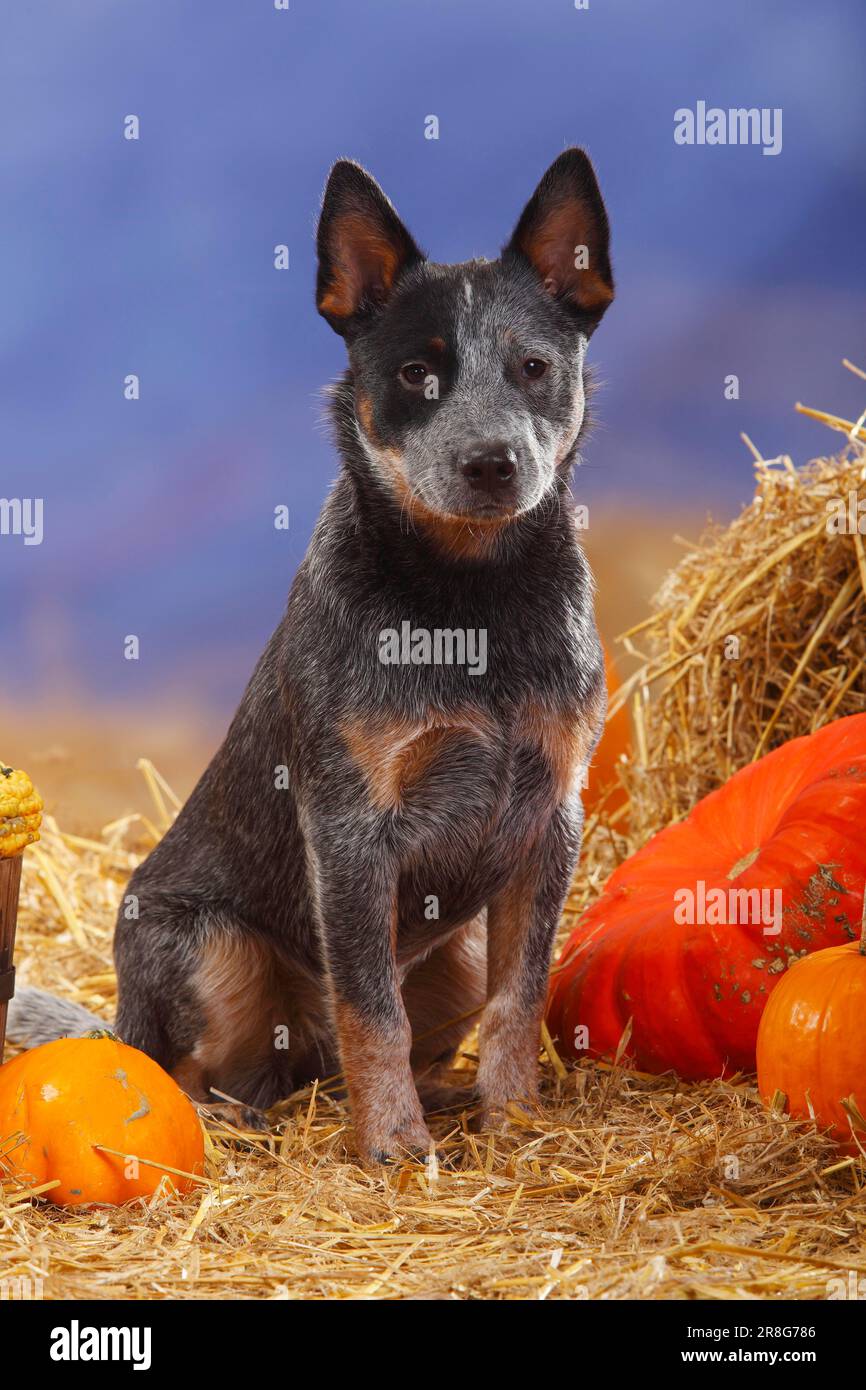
[
  {"x1": 757, "y1": 929, "x2": 866, "y2": 1152},
  {"x1": 0, "y1": 1034, "x2": 204, "y2": 1205}
]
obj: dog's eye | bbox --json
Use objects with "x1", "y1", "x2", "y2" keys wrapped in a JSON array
[
  {"x1": 400, "y1": 362, "x2": 428, "y2": 387},
  {"x1": 522, "y1": 358, "x2": 548, "y2": 380}
]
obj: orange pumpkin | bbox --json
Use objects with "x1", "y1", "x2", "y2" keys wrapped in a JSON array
[
  {"x1": 757, "y1": 931, "x2": 866, "y2": 1152},
  {"x1": 0, "y1": 1034, "x2": 204, "y2": 1205},
  {"x1": 548, "y1": 713, "x2": 866, "y2": 1078},
  {"x1": 584, "y1": 645, "x2": 630, "y2": 817}
]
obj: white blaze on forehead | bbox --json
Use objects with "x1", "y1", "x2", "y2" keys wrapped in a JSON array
[{"x1": 455, "y1": 277, "x2": 501, "y2": 385}]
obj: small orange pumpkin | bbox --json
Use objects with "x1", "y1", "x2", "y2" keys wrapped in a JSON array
[
  {"x1": 0, "y1": 1034, "x2": 204, "y2": 1205},
  {"x1": 757, "y1": 924, "x2": 866, "y2": 1153}
]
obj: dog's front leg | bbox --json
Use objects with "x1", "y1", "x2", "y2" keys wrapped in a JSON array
[
  {"x1": 315, "y1": 855, "x2": 432, "y2": 1164},
  {"x1": 477, "y1": 803, "x2": 582, "y2": 1125}
]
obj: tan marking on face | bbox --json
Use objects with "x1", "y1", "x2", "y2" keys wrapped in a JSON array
[
  {"x1": 429, "y1": 336, "x2": 446, "y2": 353},
  {"x1": 318, "y1": 213, "x2": 402, "y2": 319},
  {"x1": 517, "y1": 690, "x2": 605, "y2": 801},
  {"x1": 378, "y1": 452, "x2": 409, "y2": 494},
  {"x1": 354, "y1": 391, "x2": 514, "y2": 558},
  {"x1": 355, "y1": 390, "x2": 409, "y2": 493},
  {"x1": 356, "y1": 392, "x2": 379, "y2": 443},
  {"x1": 406, "y1": 495, "x2": 514, "y2": 561},
  {"x1": 341, "y1": 708, "x2": 496, "y2": 811}
]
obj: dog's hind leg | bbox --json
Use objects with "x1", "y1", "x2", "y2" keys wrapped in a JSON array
[{"x1": 115, "y1": 912, "x2": 328, "y2": 1127}]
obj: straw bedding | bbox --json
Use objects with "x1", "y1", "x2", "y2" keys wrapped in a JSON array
[
  {"x1": 609, "y1": 375, "x2": 866, "y2": 846},
  {"x1": 2, "y1": 379, "x2": 866, "y2": 1300}
]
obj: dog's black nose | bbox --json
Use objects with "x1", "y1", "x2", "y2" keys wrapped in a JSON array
[{"x1": 460, "y1": 444, "x2": 518, "y2": 493}]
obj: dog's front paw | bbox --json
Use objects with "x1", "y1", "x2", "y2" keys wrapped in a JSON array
[
  {"x1": 474, "y1": 1089, "x2": 539, "y2": 1135},
  {"x1": 358, "y1": 1116, "x2": 435, "y2": 1167}
]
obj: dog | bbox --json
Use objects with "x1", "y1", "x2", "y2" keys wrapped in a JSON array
[{"x1": 11, "y1": 148, "x2": 614, "y2": 1163}]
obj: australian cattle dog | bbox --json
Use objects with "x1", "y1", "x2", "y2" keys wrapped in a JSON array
[{"x1": 12, "y1": 149, "x2": 615, "y2": 1163}]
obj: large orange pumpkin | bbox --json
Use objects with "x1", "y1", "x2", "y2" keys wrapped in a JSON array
[
  {"x1": 547, "y1": 713, "x2": 866, "y2": 1078},
  {"x1": 584, "y1": 645, "x2": 631, "y2": 818},
  {"x1": 0, "y1": 1034, "x2": 204, "y2": 1205},
  {"x1": 757, "y1": 932, "x2": 866, "y2": 1152}
]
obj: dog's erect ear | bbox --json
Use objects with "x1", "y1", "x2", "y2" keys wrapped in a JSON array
[
  {"x1": 316, "y1": 160, "x2": 424, "y2": 336},
  {"x1": 506, "y1": 148, "x2": 613, "y2": 327}
]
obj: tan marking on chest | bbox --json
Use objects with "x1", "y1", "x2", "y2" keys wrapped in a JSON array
[
  {"x1": 341, "y1": 709, "x2": 495, "y2": 811},
  {"x1": 517, "y1": 691, "x2": 605, "y2": 802}
]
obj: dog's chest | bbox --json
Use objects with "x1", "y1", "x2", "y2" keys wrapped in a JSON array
[
  {"x1": 341, "y1": 689, "x2": 601, "y2": 854},
  {"x1": 366, "y1": 698, "x2": 599, "y2": 944}
]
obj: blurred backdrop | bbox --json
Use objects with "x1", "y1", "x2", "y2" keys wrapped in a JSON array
[{"x1": 1, "y1": 0, "x2": 864, "y2": 823}]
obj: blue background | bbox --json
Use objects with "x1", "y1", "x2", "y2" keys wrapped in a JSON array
[{"x1": 2, "y1": 0, "x2": 865, "y2": 711}]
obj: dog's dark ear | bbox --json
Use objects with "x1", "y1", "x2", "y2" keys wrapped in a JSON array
[
  {"x1": 316, "y1": 160, "x2": 424, "y2": 335},
  {"x1": 506, "y1": 148, "x2": 613, "y2": 328}
]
